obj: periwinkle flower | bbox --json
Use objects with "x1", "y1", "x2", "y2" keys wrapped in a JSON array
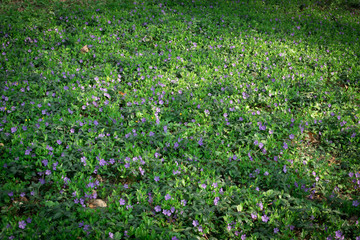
[
  {"x1": 155, "y1": 205, "x2": 161, "y2": 212},
  {"x1": 165, "y1": 194, "x2": 171, "y2": 201},
  {"x1": 335, "y1": 230, "x2": 344, "y2": 240},
  {"x1": 18, "y1": 220, "x2": 26, "y2": 229},
  {"x1": 11, "y1": 127, "x2": 17, "y2": 133},
  {"x1": 214, "y1": 197, "x2": 220, "y2": 205},
  {"x1": 198, "y1": 138, "x2": 203, "y2": 146},
  {"x1": 42, "y1": 159, "x2": 48, "y2": 166}
]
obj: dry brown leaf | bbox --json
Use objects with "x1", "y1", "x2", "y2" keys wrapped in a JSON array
[
  {"x1": 20, "y1": 196, "x2": 28, "y2": 202},
  {"x1": 118, "y1": 91, "x2": 126, "y2": 96},
  {"x1": 0, "y1": 143, "x2": 4, "y2": 147},
  {"x1": 88, "y1": 199, "x2": 107, "y2": 209},
  {"x1": 304, "y1": 131, "x2": 319, "y2": 144},
  {"x1": 80, "y1": 45, "x2": 89, "y2": 53},
  {"x1": 349, "y1": 215, "x2": 358, "y2": 224},
  {"x1": 96, "y1": 174, "x2": 103, "y2": 183}
]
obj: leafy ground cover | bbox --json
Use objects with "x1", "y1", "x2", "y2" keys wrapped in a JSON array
[{"x1": 0, "y1": 0, "x2": 360, "y2": 239}]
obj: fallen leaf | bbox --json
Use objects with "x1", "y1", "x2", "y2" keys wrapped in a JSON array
[
  {"x1": 96, "y1": 174, "x2": 103, "y2": 183},
  {"x1": 88, "y1": 199, "x2": 107, "y2": 209},
  {"x1": 118, "y1": 91, "x2": 126, "y2": 96},
  {"x1": 20, "y1": 196, "x2": 29, "y2": 202},
  {"x1": 304, "y1": 131, "x2": 319, "y2": 144},
  {"x1": 80, "y1": 45, "x2": 89, "y2": 53}
]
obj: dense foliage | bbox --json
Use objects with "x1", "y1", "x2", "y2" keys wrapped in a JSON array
[{"x1": 0, "y1": 0, "x2": 359, "y2": 239}]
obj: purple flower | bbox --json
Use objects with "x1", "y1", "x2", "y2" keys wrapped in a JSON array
[
  {"x1": 198, "y1": 138, "x2": 203, "y2": 146},
  {"x1": 353, "y1": 200, "x2": 359, "y2": 207},
  {"x1": 262, "y1": 215, "x2": 269, "y2": 223},
  {"x1": 289, "y1": 134, "x2": 294, "y2": 139},
  {"x1": 68, "y1": 108, "x2": 73, "y2": 114},
  {"x1": 18, "y1": 220, "x2": 26, "y2": 229},
  {"x1": 109, "y1": 232, "x2": 114, "y2": 239},
  {"x1": 41, "y1": 159, "x2": 49, "y2": 167},
  {"x1": 99, "y1": 158, "x2": 107, "y2": 166},
  {"x1": 283, "y1": 142, "x2": 288, "y2": 150},
  {"x1": 119, "y1": 198, "x2": 125, "y2": 205},
  {"x1": 154, "y1": 176, "x2": 160, "y2": 182},
  {"x1": 11, "y1": 127, "x2": 17, "y2": 133},
  {"x1": 57, "y1": 140, "x2": 62, "y2": 145},
  {"x1": 335, "y1": 230, "x2": 343, "y2": 239},
  {"x1": 192, "y1": 220, "x2": 199, "y2": 227},
  {"x1": 162, "y1": 209, "x2": 171, "y2": 216},
  {"x1": 165, "y1": 194, "x2": 171, "y2": 201},
  {"x1": 201, "y1": 184, "x2": 207, "y2": 189},
  {"x1": 274, "y1": 228, "x2": 279, "y2": 233},
  {"x1": 155, "y1": 205, "x2": 161, "y2": 212},
  {"x1": 283, "y1": 165, "x2": 287, "y2": 173},
  {"x1": 214, "y1": 197, "x2": 220, "y2": 206},
  {"x1": 251, "y1": 212, "x2": 257, "y2": 220},
  {"x1": 163, "y1": 125, "x2": 168, "y2": 133}
]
